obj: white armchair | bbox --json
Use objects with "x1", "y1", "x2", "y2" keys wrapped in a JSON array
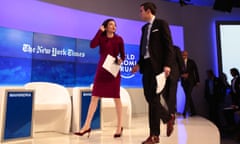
[
  {"x1": 101, "y1": 87, "x2": 132, "y2": 128},
  {"x1": 24, "y1": 82, "x2": 71, "y2": 134}
]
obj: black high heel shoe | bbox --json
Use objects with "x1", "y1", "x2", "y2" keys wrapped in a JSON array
[
  {"x1": 74, "y1": 128, "x2": 91, "y2": 138},
  {"x1": 113, "y1": 127, "x2": 123, "y2": 138}
]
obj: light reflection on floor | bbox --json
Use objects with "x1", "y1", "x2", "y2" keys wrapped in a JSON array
[{"x1": 2, "y1": 115, "x2": 220, "y2": 144}]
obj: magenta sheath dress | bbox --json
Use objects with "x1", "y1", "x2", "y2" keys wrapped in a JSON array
[{"x1": 90, "y1": 30, "x2": 125, "y2": 98}]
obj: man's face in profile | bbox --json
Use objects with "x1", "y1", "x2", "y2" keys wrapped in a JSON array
[{"x1": 139, "y1": 6, "x2": 150, "y2": 21}]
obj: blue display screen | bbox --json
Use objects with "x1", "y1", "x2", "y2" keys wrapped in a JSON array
[
  {"x1": 0, "y1": 57, "x2": 31, "y2": 85},
  {"x1": 80, "y1": 91, "x2": 101, "y2": 129},
  {"x1": 32, "y1": 33, "x2": 77, "y2": 62},
  {"x1": 31, "y1": 60, "x2": 76, "y2": 86},
  {"x1": 0, "y1": 27, "x2": 33, "y2": 59},
  {"x1": 0, "y1": 25, "x2": 183, "y2": 87},
  {"x1": 76, "y1": 39, "x2": 99, "y2": 63},
  {"x1": 3, "y1": 91, "x2": 33, "y2": 140}
]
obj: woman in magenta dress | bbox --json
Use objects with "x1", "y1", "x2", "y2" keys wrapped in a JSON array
[{"x1": 74, "y1": 19, "x2": 125, "y2": 138}]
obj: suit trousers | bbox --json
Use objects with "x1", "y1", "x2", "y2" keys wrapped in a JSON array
[
  {"x1": 164, "y1": 76, "x2": 179, "y2": 114},
  {"x1": 181, "y1": 80, "x2": 196, "y2": 115},
  {"x1": 142, "y1": 58, "x2": 171, "y2": 136}
]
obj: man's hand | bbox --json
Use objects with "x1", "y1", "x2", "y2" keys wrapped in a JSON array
[
  {"x1": 100, "y1": 25, "x2": 105, "y2": 32},
  {"x1": 181, "y1": 73, "x2": 189, "y2": 79},
  {"x1": 115, "y1": 58, "x2": 123, "y2": 65},
  {"x1": 164, "y1": 66, "x2": 171, "y2": 77},
  {"x1": 131, "y1": 64, "x2": 140, "y2": 73}
]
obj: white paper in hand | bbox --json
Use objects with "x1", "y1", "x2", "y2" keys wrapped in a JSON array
[
  {"x1": 156, "y1": 72, "x2": 166, "y2": 94},
  {"x1": 102, "y1": 54, "x2": 120, "y2": 77}
]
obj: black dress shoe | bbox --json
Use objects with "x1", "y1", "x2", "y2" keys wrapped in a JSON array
[
  {"x1": 190, "y1": 113, "x2": 196, "y2": 116},
  {"x1": 142, "y1": 136, "x2": 159, "y2": 144},
  {"x1": 183, "y1": 112, "x2": 186, "y2": 118}
]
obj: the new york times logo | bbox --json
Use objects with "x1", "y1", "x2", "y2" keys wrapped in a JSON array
[{"x1": 120, "y1": 54, "x2": 137, "y2": 79}]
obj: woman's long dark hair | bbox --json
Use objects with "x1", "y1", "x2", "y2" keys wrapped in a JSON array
[{"x1": 101, "y1": 18, "x2": 116, "y2": 36}]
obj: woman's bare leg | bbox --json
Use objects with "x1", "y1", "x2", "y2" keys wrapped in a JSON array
[
  {"x1": 114, "y1": 98, "x2": 122, "y2": 134},
  {"x1": 80, "y1": 96, "x2": 99, "y2": 132}
]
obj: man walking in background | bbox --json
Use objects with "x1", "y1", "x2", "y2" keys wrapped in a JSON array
[{"x1": 181, "y1": 50, "x2": 200, "y2": 118}]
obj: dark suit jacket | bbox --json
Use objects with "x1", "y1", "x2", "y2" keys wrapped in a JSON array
[
  {"x1": 230, "y1": 76, "x2": 240, "y2": 95},
  {"x1": 230, "y1": 76, "x2": 240, "y2": 106},
  {"x1": 137, "y1": 18, "x2": 174, "y2": 74},
  {"x1": 181, "y1": 58, "x2": 200, "y2": 85},
  {"x1": 204, "y1": 77, "x2": 222, "y2": 103},
  {"x1": 170, "y1": 46, "x2": 184, "y2": 80}
]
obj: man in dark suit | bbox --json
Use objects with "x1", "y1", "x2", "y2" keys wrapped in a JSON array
[
  {"x1": 181, "y1": 50, "x2": 200, "y2": 118},
  {"x1": 132, "y1": 2, "x2": 175, "y2": 144},
  {"x1": 223, "y1": 68, "x2": 240, "y2": 132},
  {"x1": 230, "y1": 68, "x2": 240, "y2": 107},
  {"x1": 204, "y1": 69, "x2": 222, "y2": 127},
  {"x1": 164, "y1": 45, "x2": 185, "y2": 116}
]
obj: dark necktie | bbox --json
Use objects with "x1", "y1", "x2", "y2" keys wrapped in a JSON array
[{"x1": 141, "y1": 23, "x2": 149, "y2": 56}]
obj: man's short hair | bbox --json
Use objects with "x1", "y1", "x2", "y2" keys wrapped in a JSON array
[{"x1": 140, "y1": 2, "x2": 157, "y2": 15}]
